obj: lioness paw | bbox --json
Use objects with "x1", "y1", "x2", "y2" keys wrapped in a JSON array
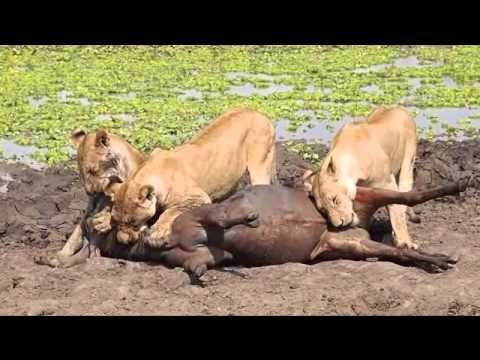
[
  {"x1": 395, "y1": 238, "x2": 419, "y2": 250},
  {"x1": 90, "y1": 210, "x2": 112, "y2": 234},
  {"x1": 145, "y1": 226, "x2": 171, "y2": 249}
]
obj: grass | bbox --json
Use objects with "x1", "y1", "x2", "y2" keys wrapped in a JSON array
[{"x1": 1, "y1": 45, "x2": 480, "y2": 166}]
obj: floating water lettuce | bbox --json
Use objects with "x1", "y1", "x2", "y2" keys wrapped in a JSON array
[{"x1": 0, "y1": 45, "x2": 479, "y2": 167}]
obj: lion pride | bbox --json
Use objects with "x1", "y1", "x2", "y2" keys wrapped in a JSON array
[
  {"x1": 303, "y1": 106, "x2": 418, "y2": 249},
  {"x1": 109, "y1": 108, "x2": 277, "y2": 248}
]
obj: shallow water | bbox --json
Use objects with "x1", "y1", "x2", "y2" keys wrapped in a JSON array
[
  {"x1": 443, "y1": 76, "x2": 458, "y2": 88},
  {"x1": 58, "y1": 90, "x2": 73, "y2": 103},
  {"x1": 0, "y1": 139, "x2": 45, "y2": 170},
  {"x1": 96, "y1": 114, "x2": 136, "y2": 124},
  {"x1": 78, "y1": 98, "x2": 92, "y2": 106},
  {"x1": 394, "y1": 56, "x2": 420, "y2": 68},
  {"x1": 178, "y1": 89, "x2": 203, "y2": 101},
  {"x1": 305, "y1": 85, "x2": 332, "y2": 94},
  {"x1": 361, "y1": 84, "x2": 382, "y2": 94},
  {"x1": 29, "y1": 91, "x2": 93, "y2": 107},
  {"x1": 276, "y1": 107, "x2": 480, "y2": 143},
  {"x1": 227, "y1": 83, "x2": 293, "y2": 97},
  {"x1": 225, "y1": 72, "x2": 275, "y2": 82},
  {"x1": 354, "y1": 56, "x2": 443, "y2": 74},
  {"x1": 10, "y1": 59, "x2": 480, "y2": 169},
  {"x1": 276, "y1": 118, "x2": 348, "y2": 144},
  {"x1": 276, "y1": 110, "x2": 352, "y2": 143},
  {"x1": 113, "y1": 92, "x2": 136, "y2": 101},
  {"x1": 28, "y1": 96, "x2": 49, "y2": 108},
  {"x1": 0, "y1": 172, "x2": 14, "y2": 193},
  {"x1": 353, "y1": 63, "x2": 391, "y2": 74},
  {"x1": 412, "y1": 107, "x2": 480, "y2": 140},
  {"x1": 408, "y1": 78, "x2": 422, "y2": 92}
]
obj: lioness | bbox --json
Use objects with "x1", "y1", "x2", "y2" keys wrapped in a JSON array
[
  {"x1": 109, "y1": 108, "x2": 277, "y2": 248},
  {"x1": 57, "y1": 129, "x2": 146, "y2": 257},
  {"x1": 304, "y1": 106, "x2": 418, "y2": 249}
]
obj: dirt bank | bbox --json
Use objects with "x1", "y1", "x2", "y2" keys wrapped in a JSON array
[{"x1": 0, "y1": 139, "x2": 479, "y2": 315}]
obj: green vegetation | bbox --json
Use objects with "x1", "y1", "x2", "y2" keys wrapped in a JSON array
[{"x1": 1, "y1": 45, "x2": 480, "y2": 166}]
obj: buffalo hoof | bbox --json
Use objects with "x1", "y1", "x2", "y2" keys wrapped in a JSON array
[{"x1": 183, "y1": 258, "x2": 208, "y2": 279}]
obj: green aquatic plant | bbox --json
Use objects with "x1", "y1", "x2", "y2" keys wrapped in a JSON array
[
  {"x1": 286, "y1": 141, "x2": 322, "y2": 164},
  {"x1": 0, "y1": 45, "x2": 479, "y2": 166}
]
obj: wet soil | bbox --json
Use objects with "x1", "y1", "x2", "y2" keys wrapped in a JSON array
[{"x1": 0, "y1": 139, "x2": 479, "y2": 315}]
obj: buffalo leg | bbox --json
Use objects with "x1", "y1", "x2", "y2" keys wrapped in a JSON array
[
  {"x1": 170, "y1": 196, "x2": 260, "y2": 251},
  {"x1": 202, "y1": 209, "x2": 259, "y2": 228},
  {"x1": 311, "y1": 228, "x2": 457, "y2": 271},
  {"x1": 355, "y1": 179, "x2": 468, "y2": 209},
  {"x1": 181, "y1": 246, "x2": 233, "y2": 278},
  {"x1": 199, "y1": 197, "x2": 260, "y2": 229}
]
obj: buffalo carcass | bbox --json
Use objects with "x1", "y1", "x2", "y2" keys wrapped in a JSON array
[{"x1": 35, "y1": 180, "x2": 468, "y2": 276}]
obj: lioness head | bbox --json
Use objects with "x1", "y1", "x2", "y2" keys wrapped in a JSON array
[
  {"x1": 111, "y1": 181, "x2": 158, "y2": 243},
  {"x1": 71, "y1": 129, "x2": 131, "y2": 196},
  {"x1": 303, "y1": 157, "x2": 358, "y2": 228}
]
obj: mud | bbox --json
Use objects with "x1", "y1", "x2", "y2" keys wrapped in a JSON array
[{"x1": 0, "y1": 139, "x2": 479, "y2": 315}]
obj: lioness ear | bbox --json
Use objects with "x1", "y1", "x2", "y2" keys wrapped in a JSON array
[
  {"x1": 95, "y1": 130, "x2": 110, "y2": 148},
  {"x1": 302, "y1": 170, "x2": 314, "y2": 193},
  {"x1": 326, "y1": 158, "x2": 336, "y2": 175},
  {"x1": 104, "y1": 175, "x2": 125, "y2": 200},
  {"x1": 71, "y1": 129, "x2": 86, "y2": 148},
  {"x1": 138, "y1": 185, "x2": 155, "y2": 202},
  {"x1": 109, "y1": 174, "x2": 124, "y2": 185}
]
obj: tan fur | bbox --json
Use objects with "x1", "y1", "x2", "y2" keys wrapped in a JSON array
[
  {"x1": 57, "y1": 130, "x2": 146, "y2": 257},
  {"x1": 72, "y1": 129, "x2": 146, "y2": 195},
  {"x1": 110, "y1": 108, "x2": 277, "y2": 247},
  {"x1": 304, "y1": 106, "x2": 418, "y2": 249}
]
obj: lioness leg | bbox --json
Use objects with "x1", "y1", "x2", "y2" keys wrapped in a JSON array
[
  {"x1": 311, "y1": 229, "x2": 456, "y2": 271},
  {"x1": 35, "y1": 235, "x2": 91, "y2": 268},
  {"x1": 145, "y1": 189, "x2": 212, "y2": 249},
  {"x1": 57, "y1": 194, "x2": 99, "y2": 257},
  {"x1": 398, "y1": 134, "x2": 420, "y2": 222},
  {"x1": 57, "y1": 224, "x2": 84, "y2": 257},
  {"x1": 89, "y1": 205, "x2": 113, "y2": 233},
  {"x1": 383, "y1": 175, "x2": 418, "y2": 250},
  {"x1": 246, "y1": 134, "x2": 277, "y2": 185}
]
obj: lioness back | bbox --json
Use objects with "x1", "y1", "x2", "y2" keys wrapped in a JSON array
[
  {"x1": 170, "y1": 108, "x2": 276, "y2": 198},
  {"x1": 119, "y1": 107, "x2": 276, "y2": 205},
  {"x1": 333, "y1": 106, "x2": 416, "y2": 174}
]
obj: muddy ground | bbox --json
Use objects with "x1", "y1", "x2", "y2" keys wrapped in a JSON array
[{"x1": 0, "y1": 139, "x2": 479, "y2": 315}]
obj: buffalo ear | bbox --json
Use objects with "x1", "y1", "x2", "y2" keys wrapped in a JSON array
[
  {"x1": 138, "y1": 185, "x2": 155, "y2": 202},
  {"x1": 71, "y1": 129, "x2": 86, "y2": 148},
  {"x1": 95, "y1": 130, "x2": 110, "y2": 148}
]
